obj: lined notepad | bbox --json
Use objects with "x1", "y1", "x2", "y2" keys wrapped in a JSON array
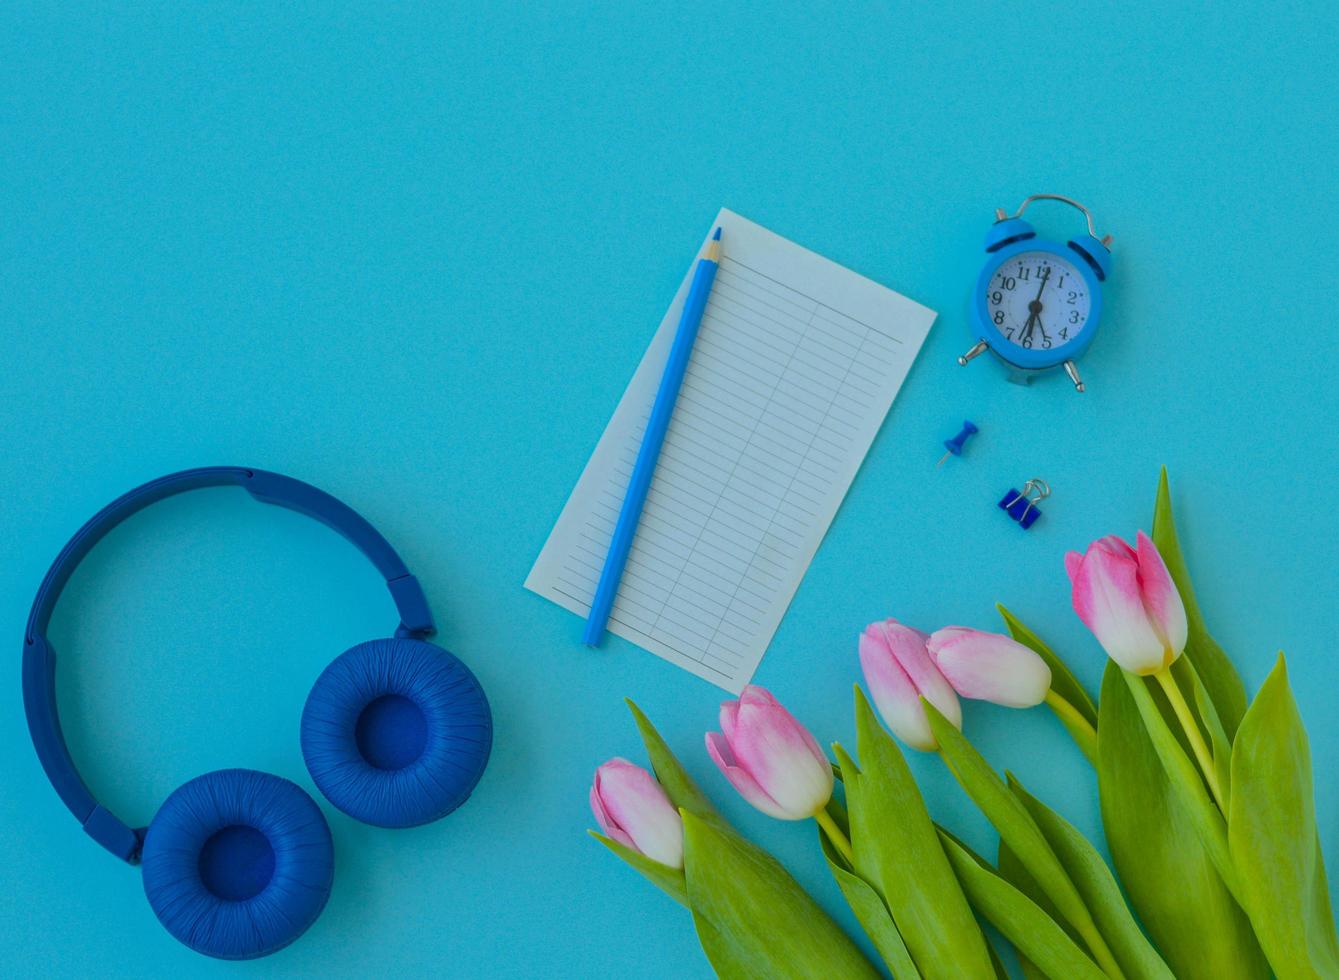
[{"x1": 526, "y1": 209, "x2": 935, "y2": 692}]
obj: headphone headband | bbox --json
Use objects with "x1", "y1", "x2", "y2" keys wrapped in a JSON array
[{"x1": 22, "y1": 467, "x2": 436, "y2": 862}]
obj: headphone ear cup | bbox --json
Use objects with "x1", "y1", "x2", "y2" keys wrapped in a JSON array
[
  {"x1": 140, "y1": 769, "x2": 334, "y2": 960},
  {"x1": 301, "y1": 637, "x2": 492, "y2": 828}
]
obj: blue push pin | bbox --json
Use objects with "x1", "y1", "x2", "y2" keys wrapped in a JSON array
[
  {"x1": 938, "y1": 420, "x2": 979, "y2": 468},
  {"x1": 999, "y1": 479, "x2": 1050, "y2": 530}
]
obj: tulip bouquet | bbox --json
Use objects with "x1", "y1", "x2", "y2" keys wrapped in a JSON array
[{"x1": 588, "y1": 471, "x2": 1337, "y2": 979}]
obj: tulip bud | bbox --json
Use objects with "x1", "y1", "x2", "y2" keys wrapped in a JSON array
[
  {"x1": 1066, "y1": 531, "x2": 1188, "y2": 675},
  {"x1": 705, "y1": 686, "x2": 833, "y2": 820},
  {"x1": 590, "y1": 758, "x2": 684, "y2": 868},
  {"x1": 926, "y1": 627, "x2": 1052, "y2": 708},
  {"x1": 858, "y1": 619, "x2": 962, "y2": 751}
]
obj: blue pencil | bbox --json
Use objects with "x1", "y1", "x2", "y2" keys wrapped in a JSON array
[{"x1": 583, "y1": 227, "x2": 722, "y2": 646}]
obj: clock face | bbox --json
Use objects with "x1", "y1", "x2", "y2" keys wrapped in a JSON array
[{"x1": 984, "y1": 250, "x2": 1091, "y2": 352}]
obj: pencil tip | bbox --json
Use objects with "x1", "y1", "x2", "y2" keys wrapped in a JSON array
[{"x1": 712, "y1": 227, "x2": 722, "y2": 241}]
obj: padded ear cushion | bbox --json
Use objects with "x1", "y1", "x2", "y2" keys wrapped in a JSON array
[
  {"x1": 301, "y1": 637, "x2": 492, "y2": 828},
  {"x1": 140, "y1": 769, "x2": 334, "y2": 960}
]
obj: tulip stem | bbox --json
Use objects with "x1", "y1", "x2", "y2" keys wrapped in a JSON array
[
  {"x1": 1043, "y1": 689, "x2": 1099, "y2": 765},
  {"x1": 814, "y1": 809, "x2": 854, "y2": 866},
  {"x1": 1153, "y1": 667, "x2": 1226, "y2": 811}
]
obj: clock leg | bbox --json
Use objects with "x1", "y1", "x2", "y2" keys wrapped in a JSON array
[
  {"x1": 957, "y1": 340, "x2": 989, "y2": 367},
  {"x1": 1064, "y1": 360, "x2": 1085, "y2": 392}
]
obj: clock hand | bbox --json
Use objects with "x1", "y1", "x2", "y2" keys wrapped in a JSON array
[
  {"x1": 1019, "y1": 311, "x2": 1036, "y2": 344},
  {"x1": 1032, "y1": 267, "x2": 1051, "y2": 305},
  {"x1": 1021, "y1": 267, "x2": 1051, "y2": 345}
]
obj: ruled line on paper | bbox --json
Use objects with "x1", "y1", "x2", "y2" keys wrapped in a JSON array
[{"x1": 525, "y1": 208, "x2": 935, "y2": 693}]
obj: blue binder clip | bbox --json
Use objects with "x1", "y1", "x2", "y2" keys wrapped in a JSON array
[{"x1": 999, "y1": 479, "x2": 1050, "y2": 530}]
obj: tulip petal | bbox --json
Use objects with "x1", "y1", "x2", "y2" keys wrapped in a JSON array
[
  {"x1": 719, "y1": 698, "x2": 740, "y2": 744},
  {"x1": 1135, "y1": 530, "x2": 1188, "y2": 663},
  {"x1": 927, "y1": 627, "x2": 1053, "y2": 708},
  {"x1": 1070, "y1": 536, "x2": 1167, "y2": 674},
  {"x1": 705, "y1": 731, "x2": 792, "y2": 819},
  {"x1": 743, "y1": 686, "x2": 784, "y2": 709},
  {"x1": 877, "y1": 620, "x2": 963, "y2": 730},
  {"x1": 1096, "y1": 534, "x2": 1138, "y2": 561},
  {"x1": 592, "y1": 758, "x2": 684, "y2": 868},
  {"x1": 859, "y1": 626, "x2": 943, "y2": 751},
  {"x1": 591, "y1": 775, "x2": 637, "y2": 851},
  {"x1": 725, "y1": 686, "x2": 833, "y2": 820}
]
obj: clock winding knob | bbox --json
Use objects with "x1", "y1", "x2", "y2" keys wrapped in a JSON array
[
  {"x1": 958, "y1": 340, "x2": 989, "y2": 367},
  {"x1": 1064, "y1": 360, "x2": 1085, "y2": 392}
]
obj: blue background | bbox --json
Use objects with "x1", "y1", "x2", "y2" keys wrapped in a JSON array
[{"x1": 3, "y1": 3, "x2": 1336, "y2": 977}]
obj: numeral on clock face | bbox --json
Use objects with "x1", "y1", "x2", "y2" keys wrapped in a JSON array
[{"x1": 985, "y1": 250, "x2": 1090, "y2": 351}]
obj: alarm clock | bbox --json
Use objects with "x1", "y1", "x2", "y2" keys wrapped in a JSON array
[{"x1": 958, "y1": 194, "x2": 1112, "y2": 392}]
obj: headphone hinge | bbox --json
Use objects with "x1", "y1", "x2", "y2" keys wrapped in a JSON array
[
  {"x1": 388, "y1": 573, "x2": 436, "y2": 639},
  {"x1": 83, "y1": 805, "x2": 144, "y2": 864}
]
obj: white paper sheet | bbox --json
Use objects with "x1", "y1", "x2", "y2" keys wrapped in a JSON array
[{"x1": 525, "y1": 208, "x2": 935, "y2": 692}]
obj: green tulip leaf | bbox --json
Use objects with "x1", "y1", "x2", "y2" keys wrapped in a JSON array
[
  {"x1": 1007, "y1": 775, "x2": 1173, "y2": 980},
  {"x1": 997, "y1": 604, "x2": 1098, "y2": 764},
  {"x1": 1228, "y1": 655, "x2": 1339, "y2": 978},
  {"x1": 997, "y1": 839, "x2": 1075, "y2": 943},
  {"x1": 1118, "y1": 668, "x2": 1235, "y2": 885},
  {"x1": 830, "y1": 747, "x2": 860, "y2": 862},
  {"x1": 1151, "y1": 469, "x2": 1247, "y2": 736},
  {"x1": 690, "y1": 914, "x2": 755, "y2": 980},
  {"x1": 1180, "y1": 657, "x2": 1233, "y2": 808},
  {"x1": 1097, "y1": 662, "x2": 1269, "y2": 979},
  {"x1": 819, "y1": 820, "x2": 921, "y2": 978},
  {"x1": 681, "y1": 810, "x2": 881, "y2": 979},
  {"x1": 626, "y1": 699, "x2": 722, "y2": 824},
  {"x1": 589, "y1": 830, "x2": 688, "y2": 907},
  {"x1": 838, "y1": 688, "x2": 995, "y2": 979},
  {"x1": 938, "y1": 829, "x2": 1106, "y2": 980},
  {"x1": 997, "y1": 841, "x2": 1062, "y2": 980},
  {"x1": 923, "y1": 702, "x2": 1096, "y2": 942}
]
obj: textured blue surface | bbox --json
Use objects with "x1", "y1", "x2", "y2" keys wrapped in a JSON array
[
  {"x1": 301, "y1": 637, "x2": 492, "y2": 828},
  {"x1": 141, "y1": 769, "x2": 333, "y2": 960},
  {"x1": 2, "y1": 2, "x2": 1337, "y2": 977}
]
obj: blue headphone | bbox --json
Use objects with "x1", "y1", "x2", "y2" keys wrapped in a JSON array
[{"x1": 22, "y1": 467, "x2": 493, "y2": 960}]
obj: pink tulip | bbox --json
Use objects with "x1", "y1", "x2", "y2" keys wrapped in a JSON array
[
  {"x1": 926, "y1": 627, "x2": 1052, "y2": 708},
  {"x1": 1066, "y1": 531, "x2": 1188, "y2": 675},
  {"x1": 859, "y1": 619, "x2": 962, "y2": 751},
  {"x1": 590, "y1": 758, "x2": 684, "y2": 868},
  {"x1": 705, "y1": 686, "x2": 833, "y2": 820}
]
